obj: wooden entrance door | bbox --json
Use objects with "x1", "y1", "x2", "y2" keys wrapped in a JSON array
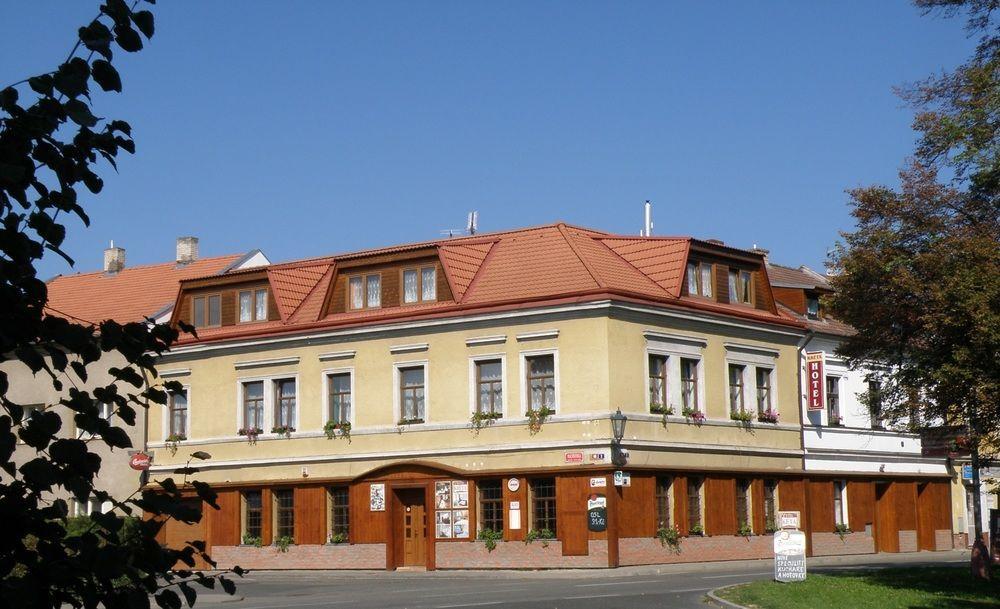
[
  {"x1": 395, "y1": 488, "x2": 427, "y2": 567},
  {"x1": 874, "y1": 482, "x2": 898, "y2": 553},
  {"x1": 163, "y1": 499, "x2": 210, "y2": 570}
]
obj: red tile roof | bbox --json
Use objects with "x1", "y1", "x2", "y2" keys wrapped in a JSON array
[
  {"x1": 173, "y1": 223, "x2": 803, "y2": 345},
  {"x1": 45, "y1": 254, "x2": 245, "y2": 325}
]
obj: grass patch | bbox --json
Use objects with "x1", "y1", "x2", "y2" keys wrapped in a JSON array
[{"x1": 716, "y1": 567, "x2": 1000, "y2": 609}]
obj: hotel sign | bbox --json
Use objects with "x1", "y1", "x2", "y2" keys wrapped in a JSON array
[{"x1": 805, "y1": 352, "x2": 825, "y2": 411}]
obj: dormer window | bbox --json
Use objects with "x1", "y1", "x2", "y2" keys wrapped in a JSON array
[
  {"x1": 806, "y1": 296, "x2": 820, "y2": 319},
  {"x1": 349, "y1": 274, "x2": 381, "y2": 310},
  {"x1": 192, "y1": 294, "x2": 221, "y2": 328},
  {"x1": 402, "y1": 267, "x2": 437, "y2": 304},
  {"x1": 728, "y1": 269, "x2": 753, "y2": 305},
  {"x1": 239, "y1": 288, "x2": 269, "y2": 323},
  {"x1": 686, "y1": 261, "x2": 713, "y2": 298}
]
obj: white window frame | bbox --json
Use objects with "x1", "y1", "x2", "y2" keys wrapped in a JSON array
[
  {"x1": 825, "y1": 373, "x2": 843, "y2": 425},
  {"x1": 724, "y1": 346, "x2": 780, "y2": 420},
  {"x1": 468, "y1": 353, "x2": 508, "y2": 418},
  {"x1": 834, "y1": 479, "x2": 849, "y2": 527},
  {"x1": 519, "y1": 349, "x2": 560, "y2": 415},
  {"x1": 322, "y1": 366, "x2": 355, "y2": 427},
  {"x1": 754, "y1": 366, "x2": 775, "y2": 414},
  {"x1": 161, "y1": 385, "x2": 191, "y2": 441},
  {"x1": 235, "y1": 373, "x2": 300, "y2": 435},
  {"x1": 393, "y1": 360, "x2": 429, "y2": 424},
  {"x1": 643, "y1": 333, "x2": 707, "y2": 415},
  {"x1": 645, "y1": 351, "x2": 670, "y2": 411}
]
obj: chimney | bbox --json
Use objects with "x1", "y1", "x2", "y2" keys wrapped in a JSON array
[
  {"x1": 103, "y1": 240, "x2": 125, "y2": 273},
  {"x1": 642, "y1": 200, "x2": 653, "y2": 237},
  {"x1": 176, "y1": 236, "x2": 199, "y2": 264},
  {"x1": 751, "y1": 243, "x2": 770, "y2": 260}
]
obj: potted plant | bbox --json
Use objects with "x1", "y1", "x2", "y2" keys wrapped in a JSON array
[
  {"x1": 397, "y1": 417, "x2": 424, "y2": 426},
  {"x1": 757, "y1": 409, "x2": 779, "y2": 424},
  {"x1": 164, "y1": 432, "x2": 186, "y2": 456},
  {"x1": 274, "y1": 535, "x2": 294, "y2": 553},
  {"x1": 470, "y1": 411, "x2": 503, "y2": 434},
  {"x1": 689, "y1": 523, "x2": 705, "y2": 536},
  {"x1": 526, "y1": 406, "x2": 555, "y2": 435},
  {"x1": 649, "y1": 404, "x2": 675, "y2": 416},
  {"x1": 271, "y1": 425, "x2": 295, "y2": 438},
  {"x1": 525, "y1": 528, "x2": 555, "y2": 547},
  {"x1": 328, "y1": 532, "x2": 348, "y2": 545},
  {"x1": 237, "y1": 426, "x2": 263, "y2": 444},
  {"x1": 241, "y1": 533, "x2": 263, "y2": 548},
  {"x1": 834, "y1": 523, "x2": 851, "y2": 541},
  {"x1": 477, "y1": 528, "x2": 503, "y2": 552},
  {"x1": 765, "y1": 519, "x2": 779, "y2": 534},
  {"x1": 730, "y1": 410, "x2": 754, "y2": 424},
  {"x1": 656, "y1": 525, "x2": 682, "y2": 553},
  {"x1": 737, "y1": 522, "x2": 754, "y2": 539},
  {"x1": 324, "y1": 420, "x2": 351, "y2": 441},
  {"x1": 682, "y1": 406, "x2": 705, "y2": 424}
]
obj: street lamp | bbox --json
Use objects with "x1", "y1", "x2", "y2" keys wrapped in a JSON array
[{"x1": 611, "y1": 408, "x2": 627, "y2": 443}]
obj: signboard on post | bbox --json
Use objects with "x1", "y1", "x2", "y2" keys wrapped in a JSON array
[
  {"x1": 963, "y1": 465, "x2": 974, "y2": 480},
  {"x1": 774, "y1": 529, "x2": 807, "y2": 582},
  {"x1": 805, "y1": 352, "x2": 825, "y2": 411},
  {"x1": 128, "y1": 452, "x2": 151, "y2": 471},
  {"x1": 777, "y1": 510, "x2": 800, "y2": 530},
  {"x1": 587, "y1": 494, "x2": 607, "y2": 532}
]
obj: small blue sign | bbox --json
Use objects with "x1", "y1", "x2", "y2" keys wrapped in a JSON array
[{"x1": 962, "y1": 464, "x2": 973, "y2": 480}]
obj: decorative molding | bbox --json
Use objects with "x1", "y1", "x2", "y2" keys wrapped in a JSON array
[
  {"x1": 465, "y1": 335, "x2": 507, "y2": 347},
  {"x1": 723, "y1": 342, "x2": 780, "y2": 358},
  {"x1": 642, "y1": 330, "x2": 707, "y2": 348},
  {"x1": 389, "y1": 343, "x2": 429, "y2": 355},
  {"x1": 158, "y1": 368, "x2": 191, "y2": 378},
  {"x1": 318, "y1": 350, "x2": 356, "y2": 362},
  {"x1": 233, "y1": 356, "x2": 299, "y2": 370},
  {"x1": 515, "y1": 329, "x2": 559, "y2": 342}
]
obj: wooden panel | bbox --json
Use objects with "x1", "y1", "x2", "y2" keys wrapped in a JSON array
[
  {"x1": 847, "y1": 480, "x2": 875, "y2": 532},
  {"x1": 772, "y1": 286, "x2": 806, "y2": 314},
  {"x1": 895, "y1": 481, "x2": 918, "y2": 530},
  {"x1": 673, "y1": 476, "x2": 689, "y2": 535},
  {"x1": 754, "y1": 268, "x2": 774, "y2": 312},
  {"x1": 715, "y1": 265, "x2": 730, "y2": 304},
  {"x1": 777, "y1": 478, "x2": 806, "y2": 514},
  {"x1": 295, "y1": 486, "x2": 327, "y2": 545},
  {"x1": 209, "y1": 489, "x2": 241, "y2": 547},
  {"x1": 875, "y1": 482, "x2": 898, "y2": 552},
  {"x1": 325, "y1": 256, "x2": 450, "y2": 315},
  {"x1": 350, "y1": 482, "x2": 388, "y2": 543},
  {"x1": 261, "y1": 488, "x2": 273, "y2": 545},
  {"x1": 618, "y1": 473, "x2": 655, "y2": 538},
  {"x1": 164, "y1": 499, "x2": 210, "y2": 569},
  {"x1": 705, "y1": 477, "x2": 736, "y2": 536},
  {"x1": 556, "y1": 474, "x2": 590, "y2": 556},
  {"x1": 808, "y1": 480, "x2": 835, "y2": 533},
  {"x1": 503, "y1": 476, "x2": 527, "y2": 542},
  {"x1": 751, "y1": 479, "x2": 765, "y2": 535}
]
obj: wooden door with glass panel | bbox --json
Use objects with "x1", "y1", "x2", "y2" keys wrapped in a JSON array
[{"x1": 397, "y1": 488, "x2": 427, "y2": 567}]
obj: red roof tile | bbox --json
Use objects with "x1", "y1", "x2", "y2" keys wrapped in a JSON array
[
  {"x1": 267, "y1": 264, "x2": 331, "y2": 319},
  {"x1": 438, "y1": 241, "x2": 495, "y2": 302},
  {"x1": 600, "y1": 237, "x2": 690, "y2": 297}
]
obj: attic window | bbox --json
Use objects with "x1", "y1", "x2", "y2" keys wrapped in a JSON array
[
  {"x1": 402, "y1": 267, "x2": 437, "y2": 304},
  {"x1": 349, "y1": 274, "x2": 381, "y2": 310},
  {"x1": 728, "y1": 270, "x2": 753, "y2": 305},
  {"x1": 192, "y1": 294, "x2": 221, "y2": 328},
  {"x1": 686, "y1": 262, "x2": 713, "y2": 298},
  {"x1": 239, "y1": 288, "x2": 268, "y2": 323},
  {"x1": 806, "y1": 297, "x2": 820, "y2": 320}
]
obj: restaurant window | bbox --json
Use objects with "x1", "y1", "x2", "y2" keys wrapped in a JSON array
[
  {"x1": 274, "y1": 489, "x2": 295, "y2": 541},
  {"x1": 403, "y1": 266, "x2": 437, "y2": 304},
  {"x1": 648, "y1": 354, "x2": 668, "y2": 412},
  {"x1": 833, "y1": 480, "x2": 847, "y2": 527},
  {"x1": 728, "y1": 269, "x2": 753, "y2": 305},
  {"x1": 755, "y1": 367, "x2": 773, "y2": 414},
  {"x1": 239, "y1": 288, "x2": 268, "y2": 322},
  {"x1": 192, "y1": 294, "x2": 221, "y2": 328},
  {"x1": 728, "y1": 364, "x2": 746, "y2": 415},
  {"x1": 274, "y1": 379, "x2": 296, "y2": 430},
  {"x1": 329, "y1": 486, "x2": 350, "y2": 541},
  {"x1": 242, "y1": 381, "x2": 264, "y2": 431},
  {"x1": 398, "y1": 365, "x2": 425, "y2": 423},
  {"x1": 868, "y1": 380, "x2": 883, "y2": 429},
  {"x1": 348, "y1": 274, "x2": 381, "y2": 310},
  {"x1": 736, "y1": 479, "x2": 752, "y2": 533},
  {"x1": 826, "y1": 376, "x2": 841, "y2": 425},
  {"x1": 243, "y1": 490, "x2": 262, "y2": 541},
  {"x1": 687, "y1": 477, "x2": 704, "y2": 533},
  {"x1": 475, "y1": 359, "x2": 503, "y2": 416},
  {"x1": 478, "y1": 479, "x2": 504, "y2": 533},
  {"x1": 525, "y1": 353, "x2": 556, "y2": 412},
  {"x1": 680, "y1": 358, "x2": 699, "y2": 411},
  {"x1": 686, "y1": 261, "x2": 713, "y2": 298},
  {"x1": 530, "y1": 478, "x2": 557, "y2": 535},
  {"x1": 763, "y1": 479, "x2": 778, "y2": 532},
  {"x1": 328, "y1": 372, "x2": 352, "y2": 424},
  {"x1": 168, "y1": 389, "x2": 188, "y2": 438},
  {"x1": 655, "y1": 476, "x2": 672, "y2": 529}
]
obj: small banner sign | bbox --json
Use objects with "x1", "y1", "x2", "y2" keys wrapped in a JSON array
[
  {"x1": 805, "y1": 352, "x2": 825, "y2": 411},
  {"x1": 587, "y1": 494, "x2": 607, "y2": 532},
  {"x1": 128, "y1": 452, "x2": 151, "y2": 471},
  {"x1": 774, "y1": 529, "x2": 807, "y2": 582},
  {"x1": 777, "y1": 510, "x2": 800, "y2": 530}
]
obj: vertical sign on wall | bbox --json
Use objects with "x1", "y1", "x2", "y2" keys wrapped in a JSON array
[{"x1": 805, "y1": 352, "x2": 825, "y2": 411}]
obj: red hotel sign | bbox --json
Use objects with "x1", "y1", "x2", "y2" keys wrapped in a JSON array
[{"x1": 805, "y1": 352, "x2": 825, "y2": 411}]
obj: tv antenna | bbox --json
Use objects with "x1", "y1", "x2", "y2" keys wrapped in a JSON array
[{"x1": 440, "y1": 211, "x2": 479, "y2": 238}]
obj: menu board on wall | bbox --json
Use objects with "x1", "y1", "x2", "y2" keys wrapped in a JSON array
[{"x1": 434, "y1": 480, "x2": 470, "y2": 539}]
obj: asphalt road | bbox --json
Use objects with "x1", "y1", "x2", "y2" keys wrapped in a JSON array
[{"x1": 202, "y1": 550, "x2": 968, "y2": 609}]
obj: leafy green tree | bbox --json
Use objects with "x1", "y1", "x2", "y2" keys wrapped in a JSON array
[
  {"x1": 1, "y1": 1, "x2": 240, "y2": 607},
  {"x1": 827, "y1": 0, "x2": 1000, "y2": 562}
]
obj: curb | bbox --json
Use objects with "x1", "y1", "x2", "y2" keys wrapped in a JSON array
[{"x1": 706, "y1": 583, "x2": 750, "y2": 609}]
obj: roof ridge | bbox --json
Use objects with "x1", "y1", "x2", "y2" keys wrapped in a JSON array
[
  {"x1": 557, "y1": 224, "x2": 605, "y2": 289},
  {"x1": 47, "y1": 252, "x2": 243, "y2": 282}
]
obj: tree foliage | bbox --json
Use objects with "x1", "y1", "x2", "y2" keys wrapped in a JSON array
[
  {"x1": 827, "y1": 1, "x2": 1000, "y2": 454},
  {"x1": 0, "y1": 2, "x2": 240, "y2": 607}
]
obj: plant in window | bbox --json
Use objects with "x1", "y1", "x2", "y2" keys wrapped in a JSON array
[
  {"x1": 765, "y1": 519, "x2": 779, "y2": 534},
  {"x1": 688, "y1": 523, "x2": 704, "y2": 536},
  {"x1": 525, "y1": 528, "x2": 555, "y2": 547},
  {"x1": 164, "y1": 432, "x2": 186, "y2": 455},
  {"x1": 830, "y1": 414, "x2": 844, "y2": 427},
  {"x1": 237, "y1": 426, "x2": 263, "y2": 444},
  {"x1": 526, "y1": 407, "x2": 555, "y2": 435},
  {"x1": 834, "y1": 523, "x2": 851, "y2": 541},
  {"x1": 656, "y1": 526, "x2": 683, "y2": 553},
  {"x1": 757, "y1": 409, "x2": 779, "y2": 424},
  {"x1": 477, "y1": 528, "x2": 504, "y2": 552},
  {"x1": 274, "y1": 535, "x2": 294, "y2": 553},
  {"x1": 681, "y1": 406, "x2": 705, "y2": 424},
  {"x1": 397, "y1": 416, "x2": 424, "y2": 426},
  {"x1": 270, "y1": 424, "x2": 295, "y2": 438},
  {"x1": 323, "y1": 420, "x2": 351, "y2": 442},
  {"x1": 730, "y1": 410, "x2": 753, "y2": 424},
  {"x1": 470, "y1": 410, "x2": 503, "y2": 435},
  {"x1": 328, "y1": 532, "x2": 348, "y2": 545},
  {"x1": 737, "y1": 521, "x2": 754, "y2": 538},
  {"x1": 241, "y1": 534, "x2": 263, "y2": 548},
  {"x1": 649, "y1": 403, "x2": 675, "y2": 416}
]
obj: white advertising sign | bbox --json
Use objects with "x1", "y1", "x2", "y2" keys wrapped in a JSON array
[{"x1": 773, "y1": 529, "x2": 807, "y2": 582}]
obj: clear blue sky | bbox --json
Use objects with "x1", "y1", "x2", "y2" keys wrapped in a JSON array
[{"x1": 3, "y1": 1, "x2": 975, "y2": 279}]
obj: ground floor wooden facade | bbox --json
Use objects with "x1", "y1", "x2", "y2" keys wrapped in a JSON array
[{"x1": 158, "y1": 461, "x2": 955, "y2": 570}]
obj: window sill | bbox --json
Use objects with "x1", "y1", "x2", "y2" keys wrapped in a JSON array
[{"x1": 397, "y1": 419, "x2": 425, "y2": 426}]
